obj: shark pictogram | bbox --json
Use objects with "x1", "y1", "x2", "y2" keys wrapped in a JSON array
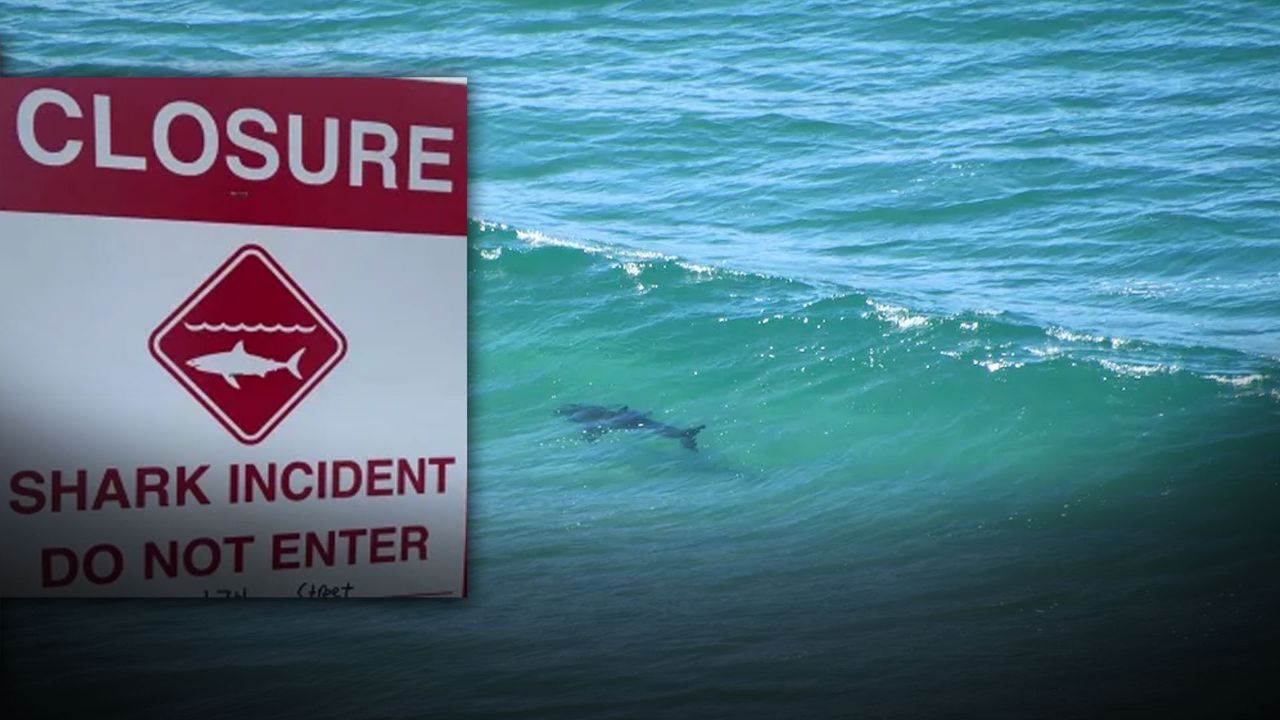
[{"x1": 185, "y1": 340, "x2": 305, "y2": 390}]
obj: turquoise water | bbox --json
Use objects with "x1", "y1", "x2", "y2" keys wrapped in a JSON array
[{"x1": 4, "y1": 1, "x2": 1280, "y2": 717}]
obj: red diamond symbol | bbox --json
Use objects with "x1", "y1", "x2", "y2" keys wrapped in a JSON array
[{"x1": 150, "y1": 244, "x2": 347, "y2": 445}]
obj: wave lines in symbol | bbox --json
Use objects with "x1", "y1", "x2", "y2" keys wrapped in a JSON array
[{"x1": 184, "y1": 322, "x2": 317, "y2": 334}]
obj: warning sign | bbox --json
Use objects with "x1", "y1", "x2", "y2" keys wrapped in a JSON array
[
  {"x1": 151, "y1": 244, "x2": 347, "y2": 444},
  {"x1": 0, "y1": 78, "x2": 468, "y2": 597}
]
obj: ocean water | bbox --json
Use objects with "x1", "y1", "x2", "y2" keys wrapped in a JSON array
[{"x1": 3, "y1": 1, "x2": 1280, "y2": 717}]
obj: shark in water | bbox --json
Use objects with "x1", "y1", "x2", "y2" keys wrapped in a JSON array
[
  {"x1": 186, "y1": 340, "x2": 305, "y2": 389},
  {"x1": 556, "y1": 403, "x2": 706, "y2": 451}
]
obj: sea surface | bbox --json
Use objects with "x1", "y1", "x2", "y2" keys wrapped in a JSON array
[{"x1": 3, "y1": 1, "x2": 1280, "y2": 717}]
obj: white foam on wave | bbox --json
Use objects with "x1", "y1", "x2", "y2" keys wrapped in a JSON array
[
  {"x1": 1047, "y1": 325, "x2": 1130, "y2": 348},
  {"x1": 1099, "y1": 359, "x2": 1174, "y2": 378},
  {"x1": 679, "y1": 262, "x2": 720, "y2": 278},
  {"x1": 505, "y1": 225, "x2": 742, "y2": 280},
  {"x1": 976, "y1": 358, "x2": 1023, "y2": 372},
  {"x1": 866, "y1": 300, "x2": 929, "y2": 330},
  {"x1": 1206, "y1": 373, "x2": 1264, "y2": 388},
  {"x1": 1047, "y1": 326, "x2": 1102, "y2": 343}
]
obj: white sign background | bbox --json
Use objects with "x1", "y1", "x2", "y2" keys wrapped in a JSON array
[{"x1": 0, "y1": 211, "x2": 467, "y2": 597}]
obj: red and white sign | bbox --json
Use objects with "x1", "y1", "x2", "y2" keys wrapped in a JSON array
[{"x1": 0, "y1": 78, "x2": 468, "y2": 597}]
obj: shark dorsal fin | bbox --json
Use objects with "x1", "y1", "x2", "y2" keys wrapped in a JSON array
[{"x1": 232, "y1": 340, "x2": 247, "y2": 354}]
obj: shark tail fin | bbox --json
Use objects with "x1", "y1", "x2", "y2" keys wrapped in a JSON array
[
  {"x1": 285, "y1": 348, "x2": 306, "y2": 380},
  {"x1": 680, "y1": 425, "x2": 706, "y2": 451}
]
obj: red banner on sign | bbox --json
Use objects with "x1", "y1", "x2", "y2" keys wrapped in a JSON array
[{"x1": 0, "y1": 78, "x2": 466, "y2": 235}]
